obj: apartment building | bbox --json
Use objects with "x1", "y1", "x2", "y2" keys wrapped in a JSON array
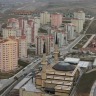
[
  {"x1": 0, "y1": 38, "x2": 18, "y2": 72},
  {"x1": 40, "y1": 11, "x2": 51, "y2": 25},
  {"x1": 51, "y1": 13, "x2": 63, "y2": 28},
  {"x1": 35, "y1": 35, "x2": 54, "y2": 55},
  {"x1": 2, "y1": 27, "x2": 17, "y2": 39}
]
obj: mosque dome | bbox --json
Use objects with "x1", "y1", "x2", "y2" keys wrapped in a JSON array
[{"x1": 52, "y1": 61, "x2": 75, "y2": 71}]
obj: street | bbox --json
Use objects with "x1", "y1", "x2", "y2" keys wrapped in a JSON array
[{"x1": 0, "y1": 58, "x2": 42, "y2": 96}]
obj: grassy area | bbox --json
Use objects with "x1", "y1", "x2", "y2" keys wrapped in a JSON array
[
  {"x1": 27, "y1": 49, "x2": 35, "y2": 56},
  {"x1": 38, "y1": 28, "x2": 48, "y2": 33},
  {"x1": 73, "y1": 35, "x2": 92, "y2": 50},
  {"x1": 76, "y1": 70, "x2": 96, "y2": 96},
  {"x1": 18, "y1": 59, "x2": 29, "y2": 67}
]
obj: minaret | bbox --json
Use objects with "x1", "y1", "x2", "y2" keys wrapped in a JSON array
[
  {"x1": 54, "y1": 33, "x2": 59, "y2": 64},
  {"x1": 41, "y1": 42, "x2": 47, "y2": 87}
]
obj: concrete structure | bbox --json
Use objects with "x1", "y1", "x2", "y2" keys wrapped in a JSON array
[
  {"x1": 0, "y1": 37, "x2": 18, "y2": 72},
  {"x1": 74, "y1": 11, "x2": 85, "y2": 23},
  {"x1": 71, "y1": 18, "x2": 83, "y2": 33},
  {"x1": 51, "y1": 13, "x2": 63, "y2": 28},
  {"x1": 40, "y1": 11, "x2": 51, "y2": 25},
  {"x1": 66, "y1": 23, "x2": 76, "y2": 40},
  {"x1": 35, "y1": 35, "x2": 54, "y2": 55},
  {"x1": 2, "y1": 27, "x2": 17, "y2": 39}
]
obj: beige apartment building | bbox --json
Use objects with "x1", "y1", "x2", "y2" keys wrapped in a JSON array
[{"x1": 0, "y1": 37, "x2": 18, "y2": 72}]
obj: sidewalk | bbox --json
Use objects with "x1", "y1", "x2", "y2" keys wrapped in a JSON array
[{"x1": 90, "y1": 81, "x2": 96, "y2": 96}]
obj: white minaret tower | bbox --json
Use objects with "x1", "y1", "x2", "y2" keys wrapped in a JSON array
[
  {"x1": 54, "y1": 33, "x2": 59, "y2": 64},
  {"x1": 41, "y1": 42, "x2": 47, "y2": 87}
]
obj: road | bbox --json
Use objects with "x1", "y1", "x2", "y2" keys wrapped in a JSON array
[
  {"x1": 93, "y1": 87, "x2": 96, "y2": 96},
  {"x1": 0, "y1": 58, "x2": 41, "y2": 96},
  {"x1": 84, "y1": 17, "x2": 94, "y2": 34},
  {"x1": 59, "y1": 34, "x2": 85, "y2": 55},
  {"x1": 0, "y1": 54, "x2": 52, "y2": 96}
]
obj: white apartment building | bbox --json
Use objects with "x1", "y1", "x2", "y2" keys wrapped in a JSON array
[
  {"x1": 66, "y1": 23, "x2": 76, "y2": 40},
  {"x1": 40, "y1": 11, "x2": 51, "y2": 25},
  {"x1": 71, "y1": 18, "x2": 83, "y2": 33},
  {"x1": 35, "y1": 35, "x2": 54, "y2": 55},
  {"x1": 2, "y1": 27, "x2": 17, "y2": 39},
  {"x1": 74, "y1": 11, "x2": 85, "y2": 23},
  {"x1": 25, "y1": 26, "x2": 32, "y2": 44}
]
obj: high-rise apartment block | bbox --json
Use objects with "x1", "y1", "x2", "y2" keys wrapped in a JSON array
[
  {"x1": 36, "y1": 35, "x2": 54, "y2": 55},
  {"x1": 71, "y1": 18, "x2": 83, "y2": 33},
  {"x1": 40, "y1": 11, "x2": 51, "y2": 25},
  {"x1": 74, "y1": 11, "x2": 85, "y2": 23},
  {"x1": 2, "y1": 27, "x2": 17, "y2": 39},
  {"x1": 0, "y1": 38, "x2": 18, "y2": 72},
  {"x1": 51, "y1": 13, "x2": 63, "y2": 28}
]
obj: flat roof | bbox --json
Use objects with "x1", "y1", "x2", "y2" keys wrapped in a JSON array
[
  {"x1": 14, "y1": 78, "x2": 30, "y2": 90},
  {"x1": 78, "y1": 61, "x2": 90, "y2": 68},
  {"x1": 93, "y1": 58, "x2": 96, "y2": 66},
  {"x1": 64, "y1": 57, "x2": 80, "y2": 64},
  {"x1": 22, "y1": 78, "x2": 41, "y2": 92}
]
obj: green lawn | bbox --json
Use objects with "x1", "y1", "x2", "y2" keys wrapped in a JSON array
[{"x1": 27, "y1": 49, "x2": 35, "y2": 56}]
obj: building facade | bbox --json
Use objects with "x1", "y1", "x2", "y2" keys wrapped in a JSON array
[
  {"x1": 66, "y1": 23, "x2": 76, "y2": 40},
  {"x1": 40, "y1": 11, "x2": 51, "y2": 25},
  {"x1": 0, "y1": 38, "x2": 18, "y2": 72},
  {"x1": 51, "y1": 13, "x2": 63, "y2": 28},
  {"x1": 2, "y1": 27, "x2": 17, "y2": 39},
  {"x1": 74, "y1": 11, "x2": 85, "y2": 23}
]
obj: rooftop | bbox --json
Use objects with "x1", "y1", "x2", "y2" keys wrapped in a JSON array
[{"x1": 22, "y1": 78, "x2": 41, "y2": 92}]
